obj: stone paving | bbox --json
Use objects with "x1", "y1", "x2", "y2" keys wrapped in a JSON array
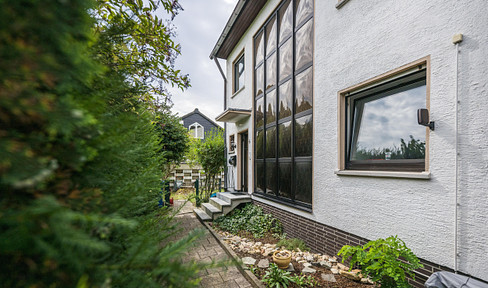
[{"x1": 172, "y1": 200, "x2": 252, "y2": 288}]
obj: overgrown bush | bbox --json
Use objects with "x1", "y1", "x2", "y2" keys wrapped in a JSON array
[
  {"x1": 338, "y1": 235, "x2": 423, "y2": 288},
  {"x1": 213, "y1": 204, "x2": 282, "y2": 238},
  {"x1": 276, "y1": 238, "x2": 310, "y2": 252}
]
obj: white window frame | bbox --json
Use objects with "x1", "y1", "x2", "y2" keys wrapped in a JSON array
[{"x1": 189, "y1": 122, "x2": 204, "y2": 139}]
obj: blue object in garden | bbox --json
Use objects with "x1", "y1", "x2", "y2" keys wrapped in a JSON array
[{"x1": 210, "y1": 193, "x2": 216, "y2": 198}]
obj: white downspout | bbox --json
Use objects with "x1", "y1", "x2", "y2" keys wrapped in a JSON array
[{"x1": 452, "y1": 33, "x2": 463, "y2": 273}]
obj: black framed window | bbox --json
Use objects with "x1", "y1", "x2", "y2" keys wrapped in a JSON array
[
  {"x1": 345, "y1": 69, "x2": 427, "y2": 172},
  {"x1": 234, "y1": 54, "x2": 245, "y2": 93},
  {"x1": 254, "y1": 0, "x2": 313, "y2": 210}
]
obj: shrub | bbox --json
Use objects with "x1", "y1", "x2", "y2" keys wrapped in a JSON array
[
  {"x1": 291, "y1": 274, "x2": 317, "y2": 287},
  {"x1": 262, "y1": 263, "x2": 294, "y2": 288},
  {"x1": 338, "y1": 235, "x2": 423, "y2": 288},
  {"x1": 276, "y1": 238, "x2": 310, "y2": 252},
  {"x1": 213, "y1": 204, "x2": 282, "y2": 238}
]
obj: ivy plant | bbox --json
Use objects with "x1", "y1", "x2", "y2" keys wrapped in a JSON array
[{"x1": 338, "y1": 235, "x2": 423, "y2": 288}]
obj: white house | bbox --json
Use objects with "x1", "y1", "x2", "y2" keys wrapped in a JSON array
[{"x1": 210, "y1": 0, "x2": 488, "y2": 285}]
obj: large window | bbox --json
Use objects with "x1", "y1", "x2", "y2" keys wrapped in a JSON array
[
  {"x1": 341, "y1": 61, "x2": 429, "y2": 172},
  {"x1": 254, "y1": 0, "x2": 313, "y2": 209},
  {"x1": 189, "y1": 123, "x2": 204, "y2": 139},
  {"x1": 233, "y1": 54, "x2": 245, "y2": 93}
]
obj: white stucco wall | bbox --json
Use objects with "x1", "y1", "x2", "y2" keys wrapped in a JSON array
[{"x1": 221, "y1": 0, "x2": 487, "y2": 281}]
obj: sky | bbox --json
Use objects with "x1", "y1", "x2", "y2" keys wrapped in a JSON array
[{"x1": 165, "y1": 0, "x2": 238, "y2": 125}]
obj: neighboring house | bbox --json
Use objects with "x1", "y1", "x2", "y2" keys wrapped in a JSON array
[
  {"x1": 169, "y1": 108, "x2": 223, "y2": 187},
  {"x1": 210, "y1": 0, "x2": 488, "y2": 285}
]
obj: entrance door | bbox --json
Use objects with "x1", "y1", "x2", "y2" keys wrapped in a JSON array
[{"x1": 240, "y1": 131, "x2": 248, "y2": 192}]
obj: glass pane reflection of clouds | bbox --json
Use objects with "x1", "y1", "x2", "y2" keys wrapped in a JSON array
[{"x1": 353, "y1": 85, "x2": 426, "y2": 156}]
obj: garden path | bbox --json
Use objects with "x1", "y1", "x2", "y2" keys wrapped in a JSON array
[{"x1": 172, "y1": 200, "x2": 253, "y2": 288}]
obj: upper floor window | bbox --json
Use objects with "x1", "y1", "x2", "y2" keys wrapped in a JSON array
[
  {"x1": 189, "y1": 122, "x2": 204, "y2": 139},
  {"x1": 254, "y1": 0, "x2": 314, "y2": 209},
  {"x1": 233, "y1": 54, "x2": 245, "y2": 93},
  {"x1": 339, "y1": 58, "x2": 430, "y2": 173}
]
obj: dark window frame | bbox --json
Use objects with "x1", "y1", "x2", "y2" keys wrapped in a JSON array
[
  {"x1": 253, "y1": 0, "x2": 313, "y2": 211},
  {"x1": 233, "y1": 53, "x2": 245, "y2": 93},
  {"x1": 344, "y1": 69, "x2": 427, "y2": 172}
]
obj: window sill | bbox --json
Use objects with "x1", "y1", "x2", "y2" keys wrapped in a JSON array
[
  {"x1": 252, "y1": 192, "x2": 312, "y2": 213},
  {"x1": 334, "y1": 169, "x2": 431, "y2": 179},
  {"x1": 231, "y1": 86, "x2": 245, "y2": 98},
  {"x1": 336, "y1": 0, "x2": 351, "y2": 9}
]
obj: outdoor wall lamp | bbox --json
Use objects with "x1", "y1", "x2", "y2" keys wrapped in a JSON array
[{"x1": 417, "y1": 108, "x2": 435, "y2": 130}]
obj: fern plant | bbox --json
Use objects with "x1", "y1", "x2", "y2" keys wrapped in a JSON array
[
  {"x1": 338, "y1": 235, "x2": 423, "y2": 288},
  {"x1": 262, "y1": 263, "x2": 295, "y2": 288}
]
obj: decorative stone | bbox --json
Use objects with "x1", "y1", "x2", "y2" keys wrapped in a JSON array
[
  {"x1": 331, "y1": 267, "x2": 340, "y2": 274},
  {"x1": 361, "y1": 278, "x2": 374, "y2": 284},
  {"x1": 302, "y1": 267, "x2": 317, "y2": 274},
  {"x1": 241, "y1": 257, "x2": 256, "y2": 266},
  {"x1": 303, "y1": 262, "x2": 312, "y2": 267},
  {"x1": 320, "y1": 261, "x2": 332, "y2": 269},
  {"x1": 286, "y1": 263, "x2": 295, "y2": 272},
  {"x1": 321, "y1": 274, "x2": 337, "y2": 282},
  {"x1": 337, "y1": 263, "x2": 348, "y2": 271},
  {"x1": 257, "y1": 259, "x2": 269, "y2": 269},
  {"x1": 340, "y1": 269, "x2": 362, "y2": 281},
  {"x1": 329, "y1": 258, "x2": 337, "y2": 264},
  {"x1": 305, "y1": 255, "x2": 314, "y2": 262}
]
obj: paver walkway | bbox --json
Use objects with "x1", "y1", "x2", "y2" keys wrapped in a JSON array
[{"x1": 172, "y1": 200, "x2": 252, "y2": 288}]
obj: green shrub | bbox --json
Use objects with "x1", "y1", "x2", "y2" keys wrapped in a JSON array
[
  {"x1": 338, "y1": 235, "x2": 423, "y2": 288},
  {"x1": 213, "y1": 204, "x2": 282, "y2": 238},
  {"x1": 291, "y1": 274, "x2": 317, "y2": 287},
  {"x1": 276, "y1": 238, "x2": 310, "y2": 252},
  {"x1": 262, "y1": 263, "x2": 294, "y2": 288}
]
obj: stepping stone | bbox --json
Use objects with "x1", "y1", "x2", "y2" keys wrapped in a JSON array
[
  {"x1": 286, "y1": 263, "x2": 295, "y2": 272},
  {"x1": 321, "y1": 274, "x2": 337, "y2": 282},
  {"x1": 257, "y1": 259, "x2": 269, "y2": 269},
  {"x1": 302, "y1": 267, "x2": 316, "y2": 274},
  {"x1": 241, "y1": 257, "x2": 256, "y2": 265}
]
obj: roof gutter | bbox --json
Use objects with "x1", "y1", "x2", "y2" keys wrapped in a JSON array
[{"x1": 209, "y1": 0, "x2": 246, "y2": 60}]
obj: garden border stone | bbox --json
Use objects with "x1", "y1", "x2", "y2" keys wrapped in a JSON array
[{"x1": 201, "y1": 221, "x2": 265, "y2": 288}]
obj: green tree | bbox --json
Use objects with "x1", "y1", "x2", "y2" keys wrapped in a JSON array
[{"x1": 190, "y1": 129, "x2": 225, "y2": 203}]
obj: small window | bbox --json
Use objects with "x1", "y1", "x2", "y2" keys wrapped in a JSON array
[
  {"x1": 234, "y1": 54, "x2": 245, "y2": 93},
  {"x1": 189, "y1": 123, "x2": 204, "y2": 139},
  {"x1": 341, "y1": 62, "x2": 429, "y2": 172},
  {"x1": 229, "y1": 135, "x2": 235, "y2": 153}
]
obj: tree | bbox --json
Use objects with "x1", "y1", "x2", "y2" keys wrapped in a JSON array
[
  {"x1": 190, "y1": 129, "x2": 225, "y2": 203},
  {"x1": 0, "y1": 0, "x2": 205, "y2": 287}
]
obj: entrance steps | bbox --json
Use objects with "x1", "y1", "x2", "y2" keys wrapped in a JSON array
[{"x1": 193, "y1": 192, "x2": 251, "y2": 221}]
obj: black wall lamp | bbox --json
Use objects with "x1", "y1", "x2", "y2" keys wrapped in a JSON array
[{"x1": 417, "y1": 108, "x2": 435, "y2": 130}]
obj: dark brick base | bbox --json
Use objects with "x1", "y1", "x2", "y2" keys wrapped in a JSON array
[{"x1": 254, "y1": 199, "x2": 457, "y2": 288}]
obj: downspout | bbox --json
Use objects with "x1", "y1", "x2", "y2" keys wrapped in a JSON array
[
  {"x1": 452, "y1": 33, "x2": 463, "y2": 273},
  {"x1": 213, "y1": 56, "x2": 228, "y2": 191}
]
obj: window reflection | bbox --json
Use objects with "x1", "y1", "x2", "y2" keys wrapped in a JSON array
[
  {"x1": 279, "y1": 162, "x2": 292, "y2": 198},
  {"x1": 266, "y1": 161, "x2": 277, "y2": 195},
  {"x1": 295, "y1": 66, "x2": 313, "y2": 114},
  {"x1": 255, "y1": 65, "x2": 264, "y2": 97},
  {"x1": 279, "y1": 80, "x2": 292, "y2": 119},
  {"x1": 294, "y1": 161, "x2": 312, "y2": 204},
  {"x1": 266, "y1": 90, "x2": 276, "y2": 124},
  {"x1": 279, "y1": 39, "x2": 293, "y2": 81},
  {"x1": 256, "y1": 161, "x2": 265, "y2": 192},
  {"x1": 266, "y1": 53, "x2": 276, "y2": 90},
  {"x1": 279, "y1": 121, "x2": 292, "y2": 157},
  {"x1": 279, "y1": 0, "x2": 292, "y2": 42},
  {"x1": 266, "y1": 126, "x2": 276, "y2": 158},
  {"x1": 295, "y1": 115, "x2": 313, "y2": 157},
  {"x1": 266, "y1": 17, "x2": 277, "y2": 55},
  {"x1": 255, "y1": 97, "x2": 264, "y2": 128},
  {"x1": 256, "y1": 129, "x2": 264, "y2": 159},
  {"x1": 255, "y1": 32, "x2": 264, "y2": 67},
  {"x1": 295, "y1": 0, "x2": 313, "y2": 27},
  {"x1": 350, "y1": 83, "x2": 426, "y2": 161},
  {"x1": 295, "y1": 20, "x2": 313, "y2": 71}
]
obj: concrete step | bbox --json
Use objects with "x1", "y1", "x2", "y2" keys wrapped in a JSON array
[
  {"x1": 201, "y1": 202, "x2": 222, "y2": 220},
  {"x1": 193, "y1": 208, "x2": 211, "y2": 221},
  {"x1": 210, "y1": 197, "x2": 231, "y2": 210}
]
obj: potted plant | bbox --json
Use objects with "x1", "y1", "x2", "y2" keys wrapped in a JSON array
[{"x1": 272, "y1": 250, "x2": 292, "y2": 269}]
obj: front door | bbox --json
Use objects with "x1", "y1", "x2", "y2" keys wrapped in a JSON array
[{"x1": 240, "y1": 131, "x2": 248, "y2": 192}]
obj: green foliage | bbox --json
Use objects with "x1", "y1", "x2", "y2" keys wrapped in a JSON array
[
  {"x1": 338, "y1": 235, "x2": 423, "y2": 288},
  {"x1": 214, "y1": 204, "x2": 282, "y2": 238},
  {"x1": 188, "y1": 129, "x2": 225, "y2": 202},
  {"x1": 276, "y1": 238, "x2": 310, "y2": 252},
  {"x1": 291, "y1": 274, "x2": 317, "y2": 287},
  {"x1": 0, "y1": 0, "x2": 204, "y2": 287},
  {"x1": 354, "y1": 136, "x2": 425, "y2": 160},
  {"x1": 262, "y1": 263, "x2": 294, "y2": 288}
]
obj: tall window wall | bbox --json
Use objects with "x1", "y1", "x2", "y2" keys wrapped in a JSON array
[{"x1": 254, "y1": 0, "x2": 313, "y2": 209}]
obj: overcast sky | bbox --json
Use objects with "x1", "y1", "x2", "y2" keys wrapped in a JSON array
[{"x1": 166, "y1": 0, "x2": 238, "y2": 125}]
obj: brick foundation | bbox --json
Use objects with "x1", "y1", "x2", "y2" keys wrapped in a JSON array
[{"x1": 253, "y1": 199, "x2": 456, "y2": 288}]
